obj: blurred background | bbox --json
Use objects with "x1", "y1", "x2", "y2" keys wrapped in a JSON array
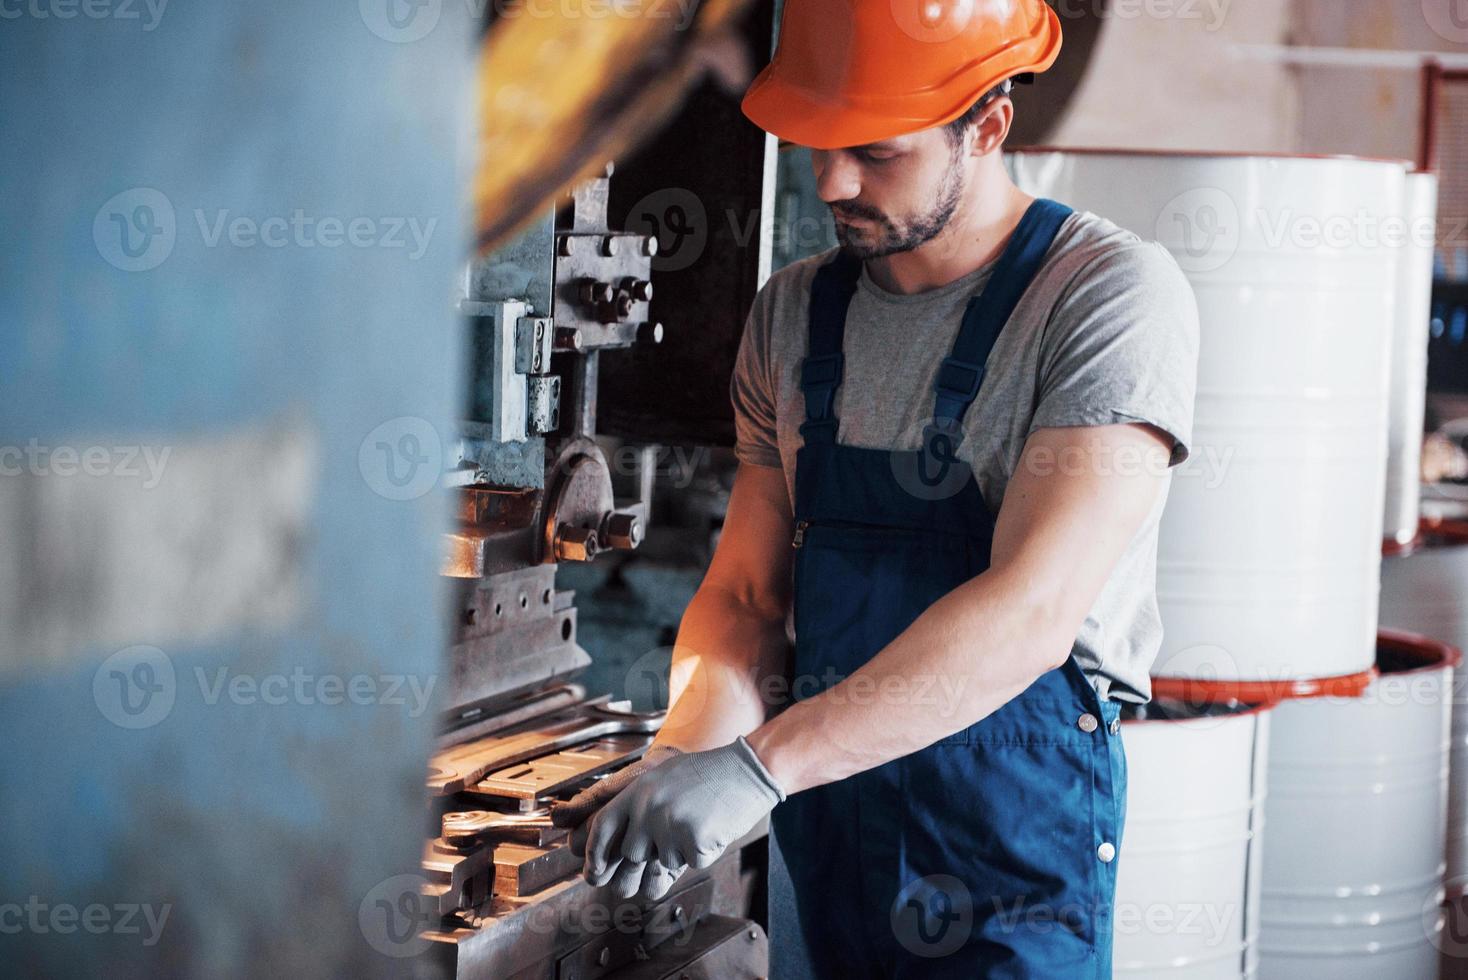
[{"x1": 4, "y1": 0, "x2": 1468, "y2": 977}]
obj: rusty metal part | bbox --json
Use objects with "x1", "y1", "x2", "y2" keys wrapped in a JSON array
[
  {"x1": 439, "y1": 685, "x2": 585, "y2": 751},
  {"x1": 428, "y1": 699, "x2": 664, "y2": 796},
  {"x1": 600, "y1": 512, "x2": 643, "y2": 551},
  {"x1": 466, "y1": 732, "x2": 653, "y2": 801},
  {"x1": 442, "y1": 809, "x2": 567, "y2": 849},
  {"x1": 423, "y1": 839, "x2": 496, "y2": 919},
  {"x1": 607, "y1": 915, "x2": 768, "y2": 979},
  {"x1": 442, "y1": 565, "x2": 589, "y2": 722},
  {"x1": 555, "y1": 875, "x2": 717, "y2": 980},
  {"x1": 554, "y1": 524, "x2": 599, "y2": 562},
  {"x1": 493, "y1": 842, "x2": 583, "y2": 899},
  {"x1": 422, "y1": 852, "x2": 753, "y2": 979}
]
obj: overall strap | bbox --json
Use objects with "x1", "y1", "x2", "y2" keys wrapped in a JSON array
[
  {"x1": 930, "y1": 198, "x2": 1073, "y2": 434},
  {"x1": 799, "y1": 248, "x2": 862, "y2": 442}
]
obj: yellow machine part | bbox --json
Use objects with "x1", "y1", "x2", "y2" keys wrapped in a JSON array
[{"x1": 476, "y1": 0, "x2": 752, "y2": 252}]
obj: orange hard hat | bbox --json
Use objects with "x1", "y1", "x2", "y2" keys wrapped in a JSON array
[{"x1": 741, "y1": 0, "x2": 1063, "y2": 150}]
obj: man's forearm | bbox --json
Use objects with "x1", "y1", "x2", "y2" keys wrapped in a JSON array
[
  {"x1": 655, "y1": 584, "x2": 789, "y2": 751},
  {"x1": 745, "y1": 564, "x2": 1073, "y2": 795}
]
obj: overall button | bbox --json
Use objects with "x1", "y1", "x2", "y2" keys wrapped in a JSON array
[
  {"x1": 1097, "y1": 842, "x2": 1116, "y2": 863},
  {"x1": 1108, "y1": 718, "x2": 1121, "y2": 735},
  {"x1": 1077, "y1": 713, "x2": 1098, "y2": 733}
]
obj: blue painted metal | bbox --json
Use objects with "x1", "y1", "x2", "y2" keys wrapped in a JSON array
[{"x1": 0, "y1": 3, "x2": 472, "y2": 975}]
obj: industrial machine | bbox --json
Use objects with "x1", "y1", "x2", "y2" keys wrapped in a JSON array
[{"x1": 416, "y1": 164, "x2": 768, "y2": 979}]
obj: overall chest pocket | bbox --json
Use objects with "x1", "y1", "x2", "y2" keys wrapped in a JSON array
[{"x1": 791, "y1": 522, "x2": 989, "y2": 745}]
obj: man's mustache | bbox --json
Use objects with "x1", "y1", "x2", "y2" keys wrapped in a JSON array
[{"x1": 830, "y1": 203, "x2": 887, "y2": 223}]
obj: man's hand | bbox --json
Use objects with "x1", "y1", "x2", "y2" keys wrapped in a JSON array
[
  {"x1": 581, "y1": 736, "x2": 786, "y2": 901},
  {"x1": 551, "y1": 744, "x2": 682, "y2": 857}
]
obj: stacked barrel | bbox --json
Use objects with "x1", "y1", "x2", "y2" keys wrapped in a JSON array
[{"x1": 1010, "y1": 151, "x2": 1458, "y2": 978}]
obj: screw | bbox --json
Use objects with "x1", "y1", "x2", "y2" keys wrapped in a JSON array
[
  {"x1": 555, "y1": 525, "x2": 599, "y2": 562},
  {"x1": 637, "y1": 321, "x2": 664, "y2": 344},
  {"x1": 600, "y1": 236, "x2": 620, "y2": 257},
  {"x1": 555, "y1": 327, "x2": 583, "y2": 351},
  {"x1": 641, "y1": 236, "x2": 658, "y2": 257},
  {"x1": 579, "y1": 280, "x2": 613, "y2": 305},
  {"x1": 602, "y1": 513, "x2": 643, "y2": 551},
  {"x1": 557, "y1": 235, "x2": 579, "y2": 257}
]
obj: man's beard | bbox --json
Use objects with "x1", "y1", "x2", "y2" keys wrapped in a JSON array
[{"x1": 830, "y1": 156, "x2": 966, "y2": 260}]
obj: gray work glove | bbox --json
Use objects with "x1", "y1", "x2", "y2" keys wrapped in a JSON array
[
  {"x1": 581, "y1": 736, "x2": 786, "y2": 902},
  {"x1": 552, "y1": 743, "x2": 682, "y2": 858}
]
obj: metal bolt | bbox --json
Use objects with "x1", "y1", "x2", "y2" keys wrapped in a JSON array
[
  {"x1": 557, "y1": 235, "x2": 579, "y2": 257},
  {"x1": 637, "y1": 321, "x2": 664, "y2": 344},
  {"x1": 579, "y1": 280, "x2": 613, "y2": 305},
  {"x1": 598, "y1": 947, "x2": 610, "y2": 967},
  {"x1": 623, "y1": 278, "x2": 653, "y2": 302},
  {"x1": 555, "y1": 525, "x2": 599, "y2": 562},
  {"x1": 555, "y1": 327, "x2": 583, "y2": 351},
  {"x1": 641, "y1": 235, "x2": 658, "y2": 257},
  {"x1": 602, "y1": 513, "x2": 643, "y2": 551},
  {"x1": 614, "y1": 294, "x2": 634, "y2": 318},
  {"x1": 600, "y1": 236, "x2": 620, "y2": 257}
]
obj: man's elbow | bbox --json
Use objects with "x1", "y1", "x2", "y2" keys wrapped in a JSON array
[{"x1": 1008, "y1": 577, "x2": 1087, "y2": 674}]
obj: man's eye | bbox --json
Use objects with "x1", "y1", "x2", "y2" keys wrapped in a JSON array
[{"x1": 856, "y1": 149, "x2": 895, "y2": 163}]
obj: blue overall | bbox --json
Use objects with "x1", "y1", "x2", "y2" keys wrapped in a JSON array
[{"x1": 770, "y1": 199, "x2": 1128, "y2": 978}]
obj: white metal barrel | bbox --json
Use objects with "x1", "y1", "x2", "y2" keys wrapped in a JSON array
[
  {"x1": 1383, "y1": 172, "x2": 1440, "y2": 546},
  {"x1": 1010, "y1": 150, "x2": 1404, "y2": 683},
  {"x1": 1114, "y1": 700, "x2": 1271, "y2": 978},
  {"x1": 1257, "y1": 632, "x2": 1455, "y2": 979},
  {"x1": 1380, "y1": 520, "x2": 1468, "y2": 898}
]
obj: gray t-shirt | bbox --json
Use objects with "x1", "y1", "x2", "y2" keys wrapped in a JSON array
[{"x1": 730, "y1": 208, "x2": 1200, "y2": 703}]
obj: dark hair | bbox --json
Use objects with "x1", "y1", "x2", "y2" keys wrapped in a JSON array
[{"x1": 941, "y1": 78, "x2": 1015, "y2": 148}]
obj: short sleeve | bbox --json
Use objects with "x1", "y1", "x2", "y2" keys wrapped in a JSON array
[
  {"x1": 1029, "y1": 241, "x2": 1200, "y2": 466},
  {"x1": 730, "y1": 283, "x2": 783, "y2": 469}
]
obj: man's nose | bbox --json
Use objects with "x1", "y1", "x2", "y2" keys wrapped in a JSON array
[{"x1": 813, "y1": 151, "x2": 861, "y2": 204}]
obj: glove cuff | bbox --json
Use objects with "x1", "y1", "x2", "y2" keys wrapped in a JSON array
[{"x1": 732, "y1": 735, "x2": 788, "y2": 803}]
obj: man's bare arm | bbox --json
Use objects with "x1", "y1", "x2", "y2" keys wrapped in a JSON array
[
  {"x1": 655, "y1": 461, "x2": 794, "y2": 751},
  {"x1": 747, "y1": 423, "x2": 1172, "y2": 795}
]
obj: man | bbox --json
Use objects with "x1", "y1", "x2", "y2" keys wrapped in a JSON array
[{"x1": 551, "y1": 0, "x2": 1200, "y2": 974}]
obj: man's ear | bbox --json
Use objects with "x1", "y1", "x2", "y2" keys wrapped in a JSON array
[{"x1": 970, "y1": 97, "x2": 1014, "y2": 157}]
